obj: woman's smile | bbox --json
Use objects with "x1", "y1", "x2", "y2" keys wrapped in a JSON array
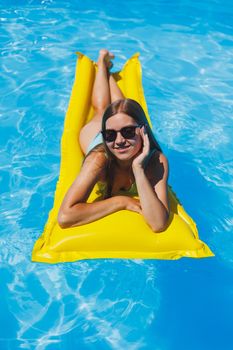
[{"x1": 114, "y1": 145, "x2": 131, "y2": 152}]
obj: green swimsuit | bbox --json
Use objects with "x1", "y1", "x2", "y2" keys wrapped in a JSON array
[{"x1": 96, "y1": 181, "x2": 138, "y2": 197}]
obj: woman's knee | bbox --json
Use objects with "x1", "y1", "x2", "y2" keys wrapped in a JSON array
[{"x1": 93, "y1": 107, "x2": 105, "y2": 119}]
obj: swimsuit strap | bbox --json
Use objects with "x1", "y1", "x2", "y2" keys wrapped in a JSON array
[
  {"x1": 96, "y1": 181, "x2": 138, "y2": 197},
  {"x1": 86, "y1": 132, "x2": 103, "y2": 154}
]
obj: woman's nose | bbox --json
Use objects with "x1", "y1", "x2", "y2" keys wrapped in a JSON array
[{"x1": 115, "y1": 131, "x2": 126, "y2": 144}]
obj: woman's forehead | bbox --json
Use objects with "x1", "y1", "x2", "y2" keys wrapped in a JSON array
[{"x1": 105, "y1": 113, "x2": 136, "y2": 128}]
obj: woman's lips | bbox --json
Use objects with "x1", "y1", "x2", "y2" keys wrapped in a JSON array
[{"x1": 114, "y1": 145, "x2": 131, "y2": 153}]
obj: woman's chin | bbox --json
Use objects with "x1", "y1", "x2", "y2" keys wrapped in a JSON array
[
  {"x1": 109, "y1": 144, "x2": 141, "y2": 162},
  {"x1": 113, "y1": 147, "x2": 135, "y2": 160}
]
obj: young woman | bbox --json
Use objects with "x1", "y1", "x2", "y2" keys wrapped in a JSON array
[{"x1": 58, "y1": 49, "x2": 170, "y2": 232}]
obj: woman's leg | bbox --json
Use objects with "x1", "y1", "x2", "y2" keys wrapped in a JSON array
[
  {"x1": 109, "y1": 74, "x2": 124, "y2": 102},
  {"x1": 79, "y1": 49, "x2": 113, "y2": 154}
]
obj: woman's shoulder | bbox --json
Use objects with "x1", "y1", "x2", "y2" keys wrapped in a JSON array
[
  {"x1": 85, "y1": 149, "x2": 107, "y2": 164},
  {"x1": 83, "y1": 149, "x2": 108, "y2": 180},
  {"x1": 149, "y1": 150, "x2": 168, "y2": 166},
  {"x1": 157, "y1": 152, "x2": 168, "y2": 167}
]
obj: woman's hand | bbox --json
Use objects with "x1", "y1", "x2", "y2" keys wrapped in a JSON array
[
  {"x1": 120, "y1": 196, "x2": 142, "y2": 214},
  {"x1": 132, "y1": 125, "x2": 150, "y2": 171}
]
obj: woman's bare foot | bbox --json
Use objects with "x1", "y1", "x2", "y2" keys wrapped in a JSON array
[{"x1": 97, "y1": 49, "x2": 114, "y2": 70}]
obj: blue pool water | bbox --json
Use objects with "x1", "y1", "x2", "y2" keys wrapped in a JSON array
[{"x1": 1, "y1": 0, "x2": 233, "y2": 349}]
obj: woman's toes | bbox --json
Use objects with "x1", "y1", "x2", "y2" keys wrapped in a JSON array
[
  {"x1": 99, "y1": 49, "x2": 108, "y2": 59},
  {"x1": 97, "y1": 49, "x2": 115, "y2": 68},
  {"x1": 107, "y1": 61, "x2": 113, "y2": 70},
  {"x1": 108, "y1": 51, "x2": 115, "y2": 60}
]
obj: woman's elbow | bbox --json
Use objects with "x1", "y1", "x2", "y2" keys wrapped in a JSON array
[
  {"x1": 57, "y1": 210, "x2": 71, "y2": 229},
  {"x1": 150, "y1": 214, "x2": 169, "y2": 233},
  {"x1": 151, "y1": 224, "x2": 166, "y2": 233}
]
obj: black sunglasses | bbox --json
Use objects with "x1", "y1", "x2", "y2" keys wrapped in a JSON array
[{"x1": 101, "y1": 125, "x2": 142, "y2": 142}]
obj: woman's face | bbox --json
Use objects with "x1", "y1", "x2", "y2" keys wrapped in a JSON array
[{"x1": 104, "y1": 113, "x2": 143, "y2": 161}]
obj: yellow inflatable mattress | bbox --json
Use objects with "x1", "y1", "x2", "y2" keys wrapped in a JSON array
[{"x1": 32, "y1": 52, "x2": 214, "y2": 263}]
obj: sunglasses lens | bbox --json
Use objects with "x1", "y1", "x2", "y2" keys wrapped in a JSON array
[
  {"x1": 103, "y1": 130, "x2": 116, "y2": 142},
  {"x1": 121, "y1": 126, "x2": 137, "y2": 139},
  {"x1": 102, "y1": 126, "x2": 139, "y2": 142}
]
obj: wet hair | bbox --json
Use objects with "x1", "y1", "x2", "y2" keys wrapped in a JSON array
[{"x1": 86, "y1": 98, "x2": 162, "y2": 197}]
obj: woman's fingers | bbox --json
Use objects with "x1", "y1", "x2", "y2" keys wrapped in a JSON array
[
  {"x1": 140, "y1": 126, "x2": 150, "y2": 155},
  {"x1": 132, "y1": 126, "x2": 151, "y2": 170},
  {"x1": 125, "y1": 197, "x2": 142, "y2": 213}
]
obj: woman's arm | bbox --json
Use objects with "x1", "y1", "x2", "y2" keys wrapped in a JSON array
[
  {"x1": 133, "y1": 153, "x2": 169, "y2": 232},
  {"x1": 57, "y1": 152, "x2": 141, "y2": 228},
  {"x1": 132, "y1": 127, "x2": 170, "y2": 232},
  {"x1": 59, "y1": 196, "x2": 126, "y2": 228}
]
